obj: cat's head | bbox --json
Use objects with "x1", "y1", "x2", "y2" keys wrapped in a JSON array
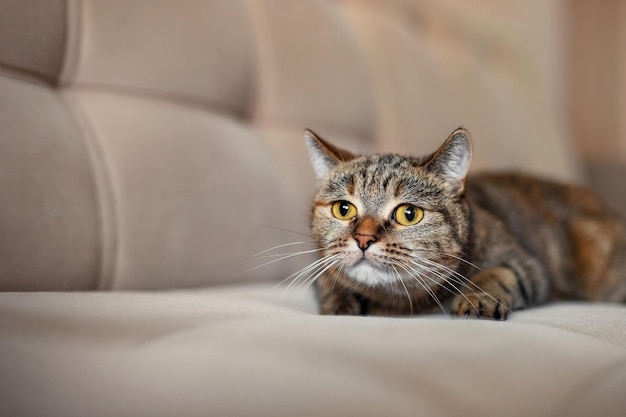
[{"x1": 305, "y1": 128, "x2": 472, "y2": 292}]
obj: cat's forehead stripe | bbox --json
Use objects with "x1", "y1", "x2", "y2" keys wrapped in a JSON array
[
  {"x1": 356, "y1": 155, "x2": 416, "y2": 193},
  {"x1": 321, "y1": 153, "x2": 446, "y2": 207},
  {"x1": 347, "y1": 178, "x2": 355, "y2": 195},
  {"x1": 381, "y1": 173, "x2": 393, "y2": 191},
  {"x1": 394, "y1": 180, "x2": 405, "y2": 197}
]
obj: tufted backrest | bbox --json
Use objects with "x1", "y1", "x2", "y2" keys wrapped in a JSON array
[{"x1": 0, "y1": 0, "x2": 581, "y2": 291}]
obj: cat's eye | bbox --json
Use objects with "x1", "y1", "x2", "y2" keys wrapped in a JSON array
[
  {"x1": 393, "y1": 204, "x2": 424, "y2": 226},
  {"x1": 331, "y1": 200, "x2": 357, "y2": 220}
]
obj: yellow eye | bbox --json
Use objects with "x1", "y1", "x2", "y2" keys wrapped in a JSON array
[
  {"x1": 331, "y1": 201, "x2": 357, "y2": 220},
  {"x1": 393, "y1": 204, "x2": 424, "y2": 226}
]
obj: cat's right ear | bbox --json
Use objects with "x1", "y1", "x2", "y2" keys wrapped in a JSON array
[
  {"x1": 304, "y1": 129, "x2": 355, "y2": 179},
  {"x1": 425, "y1": 128, "x2": 473, "y2": 194}
]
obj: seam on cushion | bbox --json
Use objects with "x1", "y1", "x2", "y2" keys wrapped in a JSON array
[
  {"x1": 238, "y1": 0, "x2": 257, "y2": 121},
  {"x1": 0, "y1": 64, "x2": 56, "y2": 86},
  {"x1": 56, "y1": 1, "x2": 119, "y2": 291},
  {"x1": 56, "y1": 0, "x2": 247, "y2": 119},
  {"x1": 57, "y1": 0, "x2": 81, "y2": 87},
  {"x1": 0, "y1": 0, "x2": 76, "y2": 86},
  {"x1": 59, "y1": 92, "x2": 119, "y2": 291},
  {"x1": 246, "y1": 0, "x2": 274, "y2": 126},
  {"x1": 72, "y1": 83, "x2": 247, "y2": 121}
]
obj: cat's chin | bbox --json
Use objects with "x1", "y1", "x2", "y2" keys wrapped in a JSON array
[{"x1": 345, "y1": 261, "x2": 395, "y2": 287}]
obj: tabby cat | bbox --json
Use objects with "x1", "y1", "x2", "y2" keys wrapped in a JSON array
[{"x1": 305, "y1": 128, "x2": 626, "y2": 320}]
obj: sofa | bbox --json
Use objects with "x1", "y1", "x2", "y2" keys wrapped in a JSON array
[{"x1": 1, "y1": 1, "x2": 625, "y2": 416}]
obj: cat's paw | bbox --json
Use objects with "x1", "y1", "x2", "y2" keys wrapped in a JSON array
[
  {"x1": 319, "y1": 293, "x2": 363, "y2": 315},
  {"x1": 451, "y1": 293, "x2": 509, "y2": 320}
]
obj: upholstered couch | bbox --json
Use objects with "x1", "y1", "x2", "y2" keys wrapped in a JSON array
[{"x1": 1, "y1": 1, "x2": 625, "y2": 416}]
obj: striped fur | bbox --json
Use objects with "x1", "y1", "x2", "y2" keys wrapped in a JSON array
[{"x1": 305, "y1": 128, "x2": 626, "y2": 320}]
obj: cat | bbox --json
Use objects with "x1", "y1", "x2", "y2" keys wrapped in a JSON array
[{"x1": 304, "y1": 127, "x2": 626, "y2": 320}]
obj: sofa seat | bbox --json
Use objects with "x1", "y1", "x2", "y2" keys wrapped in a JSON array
[
  {"x1": 2, "y1": 2, "x2": 625, "y2": 416},
  {"x1": 1, "y1": 286, "x2": 625, "y2": 417}
]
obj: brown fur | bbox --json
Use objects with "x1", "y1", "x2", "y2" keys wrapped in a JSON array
[{"x1": 305, "y1": 128, "x2": 626, "y2": 320}]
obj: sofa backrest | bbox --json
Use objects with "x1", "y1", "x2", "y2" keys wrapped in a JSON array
[{"x1": 0, "y1": 0, "x2": 581, "y2": 291}]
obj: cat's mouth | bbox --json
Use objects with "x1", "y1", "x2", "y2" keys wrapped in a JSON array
[
  {"x1": 341, "y1": 252, "x2": 405, "y2": 285},
  {"x1": 344, "y1": 260, "x2": 396, "y2": 287},
  {"x1": 344, "y1": 248, "x2": 390, "y2": 270},
  {"x1": 353, "y1": 257, "x2": 378, "y2": 270}
]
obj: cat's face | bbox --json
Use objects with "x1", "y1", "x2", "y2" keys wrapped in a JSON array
[{"x1": 306, "y1": 129, "x2": 472, "y2": 292}]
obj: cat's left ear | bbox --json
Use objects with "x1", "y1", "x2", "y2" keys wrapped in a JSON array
[
  {"x1": 425, "y1": 128, "x2": 473, "y2": 195},
  {"x1": 304, "y1": 129, "x2": 355, "y2": 179}
]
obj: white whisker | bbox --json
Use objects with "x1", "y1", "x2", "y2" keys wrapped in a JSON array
[
  {"x1": 410, "y1": 255, "x2": 491, "y2": 299},
  {"x1": 252, "y1": 241, "x2": 317, "y2": 258},
  {"x1": 395, "y1": 260, "x2": 447, "y2": 315},
  {"x1": 439, "y1": 252, "x2": 482, "y2": 271},
  {"x1": 391, "y1": 266, "x2": 413, "y2": 315},
  {"x1": 329, "y1": 259, "x2": 345, "y2": 297},
  {"x1": 255, "y1": 247, "x2": 324, "y2": 259},
  {"x1": 257, "y1": 224, "x2": 313, "y2": 238},
  {"x1": 407, "y1": 259, "x2": 479, "y2": 315},
  {"x1": 297, "y1": 258, "x2": 343, "y2": 296},
  {"x1": 280, "y1": 254, "x2": 341, "y2": 296},
  {"x1": 413, "y1": 256, "x2": 506, "y2": 311},
  {"x1": 235, "y1": 248, "x2": 324, "y2": 279}
]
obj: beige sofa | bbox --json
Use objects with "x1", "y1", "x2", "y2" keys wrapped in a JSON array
[{"x1": 1, "y1": 1, "x2": 625, "y2": 416}]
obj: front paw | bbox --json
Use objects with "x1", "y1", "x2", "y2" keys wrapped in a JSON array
[
  {"x1": 320, "y1": 293, "x2": 364, "y2": 315},
  {"x1": 451, "y1": 293, "x2": 510, "y2": 320}
]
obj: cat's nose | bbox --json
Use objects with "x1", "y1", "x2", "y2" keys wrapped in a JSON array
[{"x1": 354, "y1": 233, "x2": 377, "y2": 251}]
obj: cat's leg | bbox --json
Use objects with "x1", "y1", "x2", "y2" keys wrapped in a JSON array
[
  {"x1": 450, "y1": 257, "x2": 549, "y2": 320},
  {"x1": 316, "y1": 275, "x2": 369, "y2": 315},
  {"x1": 450, "y1": 267, "x2": 516, "y2": 320}
]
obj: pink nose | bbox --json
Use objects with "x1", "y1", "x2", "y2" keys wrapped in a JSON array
[{"x1": 354, "y1": 233, "x2": 377, "y2": 251}]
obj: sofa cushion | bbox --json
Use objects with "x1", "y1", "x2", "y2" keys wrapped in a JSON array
[
  {"x1": 1, "y1": 286, "x2": 625, "y2": 417},
  {"x1": 0, "y1": 0, "x2": 585, "y2": 290},
  {"x1": 0, "y1": 76, "x2": 101, "y2": 290}
]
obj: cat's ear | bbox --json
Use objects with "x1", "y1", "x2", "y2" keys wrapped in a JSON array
[
  {"x1": 304, "y1": 129, "x2": 355, "y2": 179},
  {"x1": 425, "y1": 128, "x2": 473, "y2": 194}
]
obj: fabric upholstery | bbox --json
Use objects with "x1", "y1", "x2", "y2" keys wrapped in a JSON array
[
  {"x1": 1, "y1": 0, "x2": 581, "y2": 291},
  {"x1": 2, "y1": 2, "x2": 626, "y2": 416},
  {"x1": 75, "y1": 0, "x2": 255, "y2": 116},
  {"x1": 0, "y1": 76, "x2": 101, "y2": 290},
  {"x1": 1, "y1": 286, "x2": 625, "y2": 417},
  {"x1": 0, "y1": 0, "x2": 68, "y2": 82}
]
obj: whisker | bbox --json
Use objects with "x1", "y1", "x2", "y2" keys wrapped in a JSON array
[
  {"x1": 411, "y1": 258, "x2": 474, "y2": 293},
  {"x1": 235, "y1": 248, "x2": 325, "y2": 279},
  {"x1": 291, "y1": 257, "x2": 338, "y2": 293},
  {"x1": 391, "y1": 266, "x2": 413, "y2": 315},
  {"x1": 403, "y1": 260, "x2": 461, "y2": 298},
  {"x1": 252, "y1": 241, "x2": 317, "y2": 258},
  {"x1": 407, "y1": 259, "x2": 479, "y2": 315},
  {"x1": 279, "y1": 254, "x2": 336, "y2": 287},
  {"x1": 409, "y1": 257, "x2": 512, "y2": 315},
  {"x1": 255, "y1": 247, "x2": 324, "y2": 260},
  {"x1": 414, "y1": 257, "x2": 506, "y2": 310},
  {"x1": 256, "y1": 224, "x2": 313, "y2": 238},
  {"x1": 409, "y1": 255, "x2": 490, "y2": 299},
  {"x1": 297, "y1": 258, "x2": 343, "y2": 296},
  {"x1": 395, "y1": 260, "x2": 447, "y2": 315},
  {"x1": 281, "y1": 254, "x2": 341, "y2": 295},
  {"x1": 439, "y1": 252, "x2": 482, "y2": 271},
  {"x1": 329, "y1": 258, "x2": 345, "y2": 297}
]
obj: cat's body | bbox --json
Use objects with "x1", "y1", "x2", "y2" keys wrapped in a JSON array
[{"x1": 305, "y1": 128, "x2": 626, "y2": 319}]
